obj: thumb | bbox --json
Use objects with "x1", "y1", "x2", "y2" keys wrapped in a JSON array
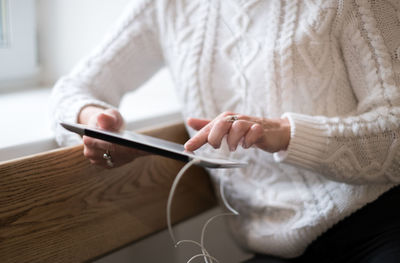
[{"x1": 97, "y1": 110, "x2": 123, "y2": 131}]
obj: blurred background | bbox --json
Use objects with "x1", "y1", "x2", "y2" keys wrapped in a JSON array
[
  {"x1": 0, "y1": 0, "x2": 181, "y2": 151},
  {"x1": 0, "y1": 1, "x2": 251, "y2": 262}
]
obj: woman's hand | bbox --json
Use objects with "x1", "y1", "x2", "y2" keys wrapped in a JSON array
[
  {"x1": 78, "y1": 106, "x2": 146, "y2": 168},
  {"x1": 184, "y1": 112, "x2": 291, "y2": 153}
]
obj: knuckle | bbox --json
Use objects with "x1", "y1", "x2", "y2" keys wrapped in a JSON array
[
  {"x1": 251, "y1": 123, "x2": 264, "y2": 134},
  {"x1": 232, "y1": 120, "x2": 246, "y2": 130},
  {"x1": 215, "y1": 119, "x2": 227, "y2": 128}
]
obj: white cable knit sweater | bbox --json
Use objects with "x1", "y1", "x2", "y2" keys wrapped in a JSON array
[{"x1": 51, "y1": 0, "x2": 400, "y2": 258}]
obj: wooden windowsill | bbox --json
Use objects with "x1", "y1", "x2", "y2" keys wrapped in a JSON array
[{"x1": 0, "y1": 123, "x2": 216, "y2": 263}]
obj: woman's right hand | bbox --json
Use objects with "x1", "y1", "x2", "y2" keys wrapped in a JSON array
[{"x1": 78, "y1": 106, "x2": 146, "y2": 168}]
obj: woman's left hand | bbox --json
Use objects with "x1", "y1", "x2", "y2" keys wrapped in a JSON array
[{"x1": 184, "y1": 112, "x2": 291, "y2": 153}]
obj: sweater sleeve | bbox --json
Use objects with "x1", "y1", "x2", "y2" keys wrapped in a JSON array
[
  {"x1": 50, "y1": 0, "x2": 164, "y2": 146},
  {"x1": 274, "y1": 0, "x2": 400, "y2": 184}
]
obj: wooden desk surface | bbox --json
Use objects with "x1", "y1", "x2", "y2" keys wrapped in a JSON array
[{"x1": 0, "y1": 123, "x2": 216, "y2": 263}]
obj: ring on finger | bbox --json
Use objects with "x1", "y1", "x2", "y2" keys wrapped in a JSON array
[
  {"x1": 224, "y1": 115, "x2": 239, "y2": 123},
  {"x1": 103, "y1": 149, "x2": 114, "y2": 168}
]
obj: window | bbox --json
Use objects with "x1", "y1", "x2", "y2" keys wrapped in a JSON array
[
  {"x1": 0, "y1": 1, "x2": 180, "y2": 152},
  {"x1": 0, "y1": 0, "x2": 10, "y2": 48},
  {"x1": 0, "y1": 0, "x2": 38, "y2": 87}
]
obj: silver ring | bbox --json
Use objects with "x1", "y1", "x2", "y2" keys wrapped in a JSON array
[
  {"x1": 103, "y1": 150, "x2": 114, "y2": 168},
  {"x1": 225, "y1": 115, "x2": 239, "y2": 123}
]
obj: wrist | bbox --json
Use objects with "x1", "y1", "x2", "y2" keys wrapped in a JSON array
[{"x1": 280, "y1": 117, "x2": 291, "y2": 150}]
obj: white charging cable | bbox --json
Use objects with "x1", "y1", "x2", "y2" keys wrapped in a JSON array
[{"x1": 167, "y1": 159, "x2": 239, "y2": 263}]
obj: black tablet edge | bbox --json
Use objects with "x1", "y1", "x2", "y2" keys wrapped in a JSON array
[
  {"x1": 83, "y1": 128, "x2": 191, "y2": 164},
  {"x1": 60, "y1": 122, "x2": 247, "y2": 168}
]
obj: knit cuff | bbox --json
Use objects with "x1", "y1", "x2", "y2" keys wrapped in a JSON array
[{"x1": 273, "y1": 112, "x2": 329, "y2": 170}]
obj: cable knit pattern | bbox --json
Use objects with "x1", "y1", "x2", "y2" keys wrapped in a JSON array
[
  {"x1": 278, "y1": 0, "x2": 298, "y2": 112},
  {"x1": 180, "y1": 1, "x2": 209, "y2": 118},
  {"x1": 198, "y1": 0, "x2": 219, "y2": 117},
  {"x1": 357, "y1": 0, "x2": 393, "y2": 106},
  {"x1": 265, "y1": 0, "x2": 282, "y2": 118},
  {"x1": 51, "y1": 0, "x2": 400, "y2": 258},
  {"x1": 220, "y1": 0, "x2": 261, "y2": 113}
]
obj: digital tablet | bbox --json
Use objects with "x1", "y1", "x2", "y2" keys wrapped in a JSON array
[{"x1": 60, "y1": 122, "x2": 247, "y2": 169}]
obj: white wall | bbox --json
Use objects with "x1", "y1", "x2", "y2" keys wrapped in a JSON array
[
  {"x1": 36, "y1": 0, "x2": 131, "y2": 84},
  {"x1": 35, "y1": 0, "x2": 182, "y2": 123}
]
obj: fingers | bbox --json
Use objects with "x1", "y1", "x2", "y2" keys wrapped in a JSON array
[
  {"x1": 226, "y1": 120, "x2": 254, "y2": 151},
  {"x1": 83, "y1": 136, "x2": 145, "y2": 169},
  {"x1": 83, "y1": 136, "x2": 113, "y2": 151},
  {"x1": 97, "y1": 109, "x2": 124, "y2": 131},
  {"x1": 185, "y1": 112, "x2": 236, "y2": 151},
  {"x1": 185, "y1": 112, "x2": 291, "y2": 153},
  {"x1": 243, "y1": 123, "x2": 264, "y2": 149},
  {"x1": 83, "y1": 145, "x2": 111, "y2": 168},
  {"x1": 80, "y1": 108, "x2": 136, "y2": 168},
  {"x1": 187, "y1": 118, "x2": 211, "y2": 131},
  {"x1": 184, "y1": 123, "x2": 212, "y2": 151},
  {"x1": 185, "y1": 112, "x2": 269, "y2": 152},
  {"x1": 97, "y1": 113, "x2": 116, "y2": 130},
  {"x1": 83, "y1": 136, "x2": 114, "y2": 166},
  {"x1": 208, "y1": 118, "x2": 233, "y2": 148},
  {"x1": 83, "y1": 147, "x2": 104, "y2": 163}
]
